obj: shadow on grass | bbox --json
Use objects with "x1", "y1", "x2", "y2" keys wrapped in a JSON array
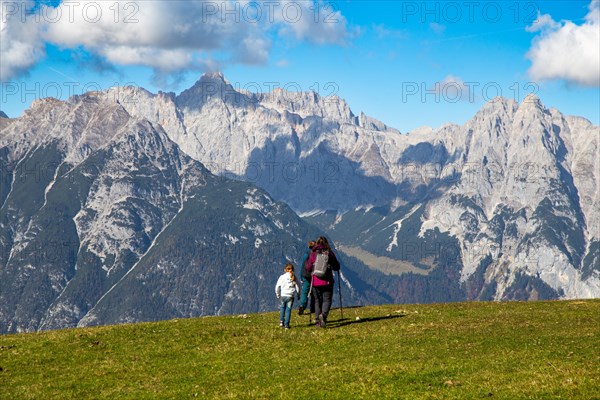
[
  {"x1": 297, "y1": 311, "x2": 406, "y2": 329},
  {"x1": 327, "y1": 313, "x2": 406, "y2": 329}
]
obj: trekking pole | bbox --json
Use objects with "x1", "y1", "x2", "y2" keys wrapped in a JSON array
[
  {"x1": 337, "y1": 270, "x2": 344, "y2": 320},
  {"x1": 308, "y1": 278, "x2": 314, "y2": 325}
]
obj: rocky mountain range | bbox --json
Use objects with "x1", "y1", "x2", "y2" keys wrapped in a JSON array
[
  {"x1": 107, "y1": 73, "x2": 599, "y2": 298},
  {"x1": 0, "y1": 93, "x2": 390, "y2": 333},
  {"x1": 0, "y1": 73, "x2": 598, "y2": 333}
]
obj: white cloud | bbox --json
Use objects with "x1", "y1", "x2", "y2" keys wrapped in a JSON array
[
  {"x1": 235, "y1": 36, "x2": 271, "y2": 65},
  {"x1": 525, "y1": 13, "x2": 560, "y2": 33},
  {"x1": 0, "y1": 1, "x2": 46, "y2": 80},
  {"x1": 0, "y1": 0, "x2": 352, "y2": 80},
  {"x1": 429, "y1": 22, "x2": 446, "y2": 35},
  {"x1": 273, "y1": 0, "x2": 351, "y2": 45},
  {"x1": 431, "y1": 75, "x2": 476, "y2": 103},
  {"x1": 526, "y1": 0, "x2": 600, "y2": 87},
  {"x1": 100, "y1": 46, "x2": 194, "y2": 71},
  {"x1": 42, "y1": 1, "x2": 268, "y2": 72}
]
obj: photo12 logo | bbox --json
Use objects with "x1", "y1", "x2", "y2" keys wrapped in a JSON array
[
  {"x1": 1, "y1": 1, "x2": 140, "y2": 24},
  {"x1": 0, "y1": 79, "x2": 341, "y2": 110},
  {"x1": 401, "y1": 80, "x2": 540, "y2": 104},
  {"x1": 199, "y1": 1, "x2": 341, "y2": 24},
  {"x1": 399, "y1": 1, "x2": 540, "y2": 24},
  {"x1": 1, "y1": 81, "x2": 142, "y2": 106},
  {"x1": 1, "y1": 1, "x2": 343, "y2": 25}
]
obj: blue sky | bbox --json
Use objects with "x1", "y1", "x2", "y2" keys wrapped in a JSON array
[{"x1": 1, "y1": 0, "x2": 599, "y2": 132}]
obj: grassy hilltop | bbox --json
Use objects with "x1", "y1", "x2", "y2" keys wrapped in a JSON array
[{"x1": 1, "y1": 300, "x2": 598, "y2": 399}]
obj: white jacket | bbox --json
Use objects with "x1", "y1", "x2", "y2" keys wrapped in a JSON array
[{"x1": 275, "y1": 272, "x2": 300, "y2": 298}]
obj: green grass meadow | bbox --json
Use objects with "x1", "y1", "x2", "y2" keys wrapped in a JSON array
[{"x1": 1, "y1": 300, "x2": 598, "y2": 399}]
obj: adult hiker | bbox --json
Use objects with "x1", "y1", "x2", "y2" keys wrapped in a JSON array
[
  {"x1": 306, "y1": 236, "x2": 340, "y2": 328},
  {"x1": 298, "y1": 240, "x2": 316, "y2": 316}
]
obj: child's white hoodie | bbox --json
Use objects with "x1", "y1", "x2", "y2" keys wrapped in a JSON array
[{"x1": 275, "y1": 273, "x2": 300, "y2": 298}]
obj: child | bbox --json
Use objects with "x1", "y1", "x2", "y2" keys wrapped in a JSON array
[{"x1": 275, "y1": 263, "x2": 300, "y2": 329}]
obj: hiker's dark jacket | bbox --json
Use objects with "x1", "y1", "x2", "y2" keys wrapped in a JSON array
[{"x1": 300, "y1": 250, "x2": 313, "y2": 280}]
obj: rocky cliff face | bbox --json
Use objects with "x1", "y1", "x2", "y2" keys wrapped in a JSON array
[
  {"x1": 418, "y1": 96, "x2": 599, "y2": 299},
  {"x1": 0, "y1": 92, "x2": 386, "y2": 333},
  {"x1": 103, "y1": 74, "x2": 599, "y2": 301},
  {"x1": 1, "y1": 73, "x2": 598, "y2": 333},
  {"x1": 106, "y1": 73, "x2": 407, "y2": 213}
]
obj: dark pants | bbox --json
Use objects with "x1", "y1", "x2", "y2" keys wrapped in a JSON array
[
  {"x1": 313, "y1": 285, "x2": 334, "y2": 321},
  {"x1": 300, "y1": 280, "x2": 311, "y2": 309}
]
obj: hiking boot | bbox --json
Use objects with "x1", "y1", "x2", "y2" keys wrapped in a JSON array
[
  {"x1": 317, "y1": 314, "x2": 325, "y2": 328},
  {"x1": 298, "y1": 306, "x2": 305, "y2": 315}
]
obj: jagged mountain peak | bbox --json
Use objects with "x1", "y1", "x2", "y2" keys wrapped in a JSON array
[
  {"x1": 106, "y1": 85, "x2": 156, "y2": 100},
  {"x1": 565, "y1": 114, "x2": 597, "y2": 132},
  {"x1": 28, "y1": 96, "x2": 65, "y2": 111},
  {"x1": 1, "y1": 94, "x2": 141, "y2": 166},
  {"x1": 176, "y1": 72, "x2": 243, "y2": 110},
  {"x1": 171, "y1": 71, "x2": 359, "y2": 124},
  {"x1": 467, "y1": 95, "x2": 548, "y2": 125},
  {"x1": 521, "y1": 93, "x2": 543, "y2": 106},
  {"x1": 199, "y1": 71, "x2": 227, "y2": 83},
  {"x1": 0, "y1": 111, "x2": 8, "y2": 119},
  {"x1": 358, "y1": 112, "x2": 397, "y2": 132},
  {"x1": 474, "y1": 97, "x2": 518, "y2": 118},
  {"x1": 407, "y1": 126, "x2": 434, "y2": 135},
  {"x1": 515, "y1": 93, "x2": 546, "y2": 116},
  {"x1": 189, "y1": 71, "x2": 232, "y2": 91}
]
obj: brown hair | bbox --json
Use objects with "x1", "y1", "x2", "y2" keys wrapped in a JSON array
[
  {"x1": 316, "y1": 236, "x2": 331, "y2": 251},
  {"x1": 284, "y1": 263, "x2": 296, "y2": 283}
]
